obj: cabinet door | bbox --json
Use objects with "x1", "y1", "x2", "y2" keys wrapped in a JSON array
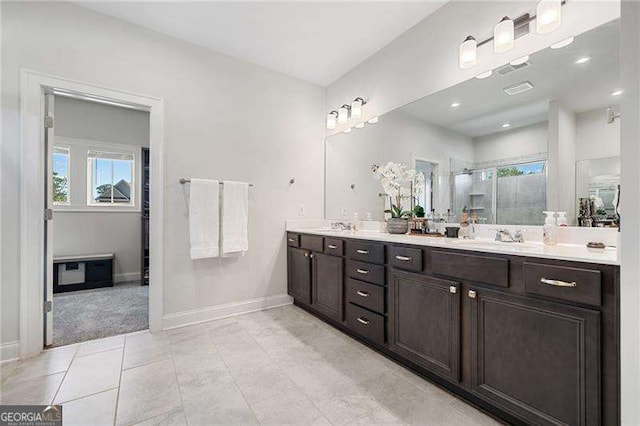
[
  {"x1": 389, "y1": 270, "x2": 461, "y2": 382},
  {"x1": 288, "y1": 247, "x2": 311, "y2": 304},
  {"x1": 312, "y1": 252, "x2": 343, "y2": 322},
  {"x1": 469, "y1": 288, "x2": 600, "y2": 425}
]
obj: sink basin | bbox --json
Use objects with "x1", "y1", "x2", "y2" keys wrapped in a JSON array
[{"x1": 449, "y1": 239, "x2": 540, "y2": 250}]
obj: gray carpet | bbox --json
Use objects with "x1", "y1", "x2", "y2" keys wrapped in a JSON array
[{"x1": 53, "y1": 281, "x2": 149, "y2": 347}]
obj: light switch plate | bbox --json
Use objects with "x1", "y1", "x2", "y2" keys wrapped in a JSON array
[{"x1": 298, "y1": 203, "x2": 306, "y2": 216}]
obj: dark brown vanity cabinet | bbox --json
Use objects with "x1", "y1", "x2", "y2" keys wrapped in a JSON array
[
  {"x1": 389, "y1": 270, "x2": 461, "y2": 382},
  {"x1": 468, "y1": 288, "x2": 601, "y2": 425},
  {"x1": 287, "y1": 247, "x2": 311, "y2": 304},
  {"x1": 311, "y1": 252, "x2": 343, "y2": 322}
]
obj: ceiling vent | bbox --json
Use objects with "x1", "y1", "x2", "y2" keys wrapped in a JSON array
[
  {"x1": 503, "y1": 81, "x2": 534, "y2": 96},
  {"x1": 497, "y1": 61, "x2": 531, "y2": 76}
]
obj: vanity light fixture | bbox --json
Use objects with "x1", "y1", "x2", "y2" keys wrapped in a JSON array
[
  {"x1": 611, "y1": 90, "x2": 623, "y2": 96},
  {"x1": 550, "y1": 37, "x2": 574, "y2": 49},
  {"x1": 475, "y1": 70, "x2": 493, "y2": 79},
  {"x1": 574, "y1": 56, "x2": 591, "y2": 65},
  {"x1": 510, "y1": 55, "x2": 529, "y2": 66},
  {"x1": 351, "y1": 97, "x2": 366, "y2": 119},
  {"x1": 536, "y1": 0, "x2": 562, "y2": 34},
  {"x1": 450, "y1": 102, "x2": 461, "y2": 108},
  {"x1": 494, "y1": 17, "x2": 515, "y2": 53},
  {"x1": 355, "y1": 122, "x2": 365, "y2": 129},
  {"x1": 326, "y1": 111, "x2": 338, "y2": 129},
  {"x1": 459, "y1": 36, "x2": 477, "y2": 69},
  {"x1": 368, "y1": 116, "x2": 379, "y2": 124},
  {"x1": 338, "y1": 105, "x2": 350, "y2": 124}
]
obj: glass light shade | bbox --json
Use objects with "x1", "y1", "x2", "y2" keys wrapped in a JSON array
[
  {"x1": 326, "y1": 112, "x2": 337, "y2": 129},
  {"x1": 338, "y1": 106, "x2": 349, "y2": 124},
  {"x1": 459, "y1": 36, "x2": 477, "y2": 69},
  {"x1": 537, "y1": 0, "x2": 562, "y2": 34},
  {"x1": 494, "y1": 17, "x2": 514, "y2": 53},
  {"x1": 351, "y1": 99, "x2": 363, "y2": 119}
]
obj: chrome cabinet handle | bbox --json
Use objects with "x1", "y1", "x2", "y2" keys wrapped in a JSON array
[
  {"x1": 356, "y1": 249, "x2": 369, "y2": 254},
  {"x1": 450, "y1": 286, "x2": 457, "y2": 294},
  {"x1": 356, "y1": 290, "x2": 369, "y2": 297},
  {"x1": 356, "y1": 269, "x2": 369, "y2": 275},
  {"x1": 541, "y1": 278, "x2": 577, "y2": 287},
  {"x1": 468, "y1": 290, "x2": 477, "y2": 299},
  {"x1": 356, "y1": 317, "x2": 370, "y2": 325},
  {"x1": 395, "y1": 255, "x2": 412, "y2": 261},
  {"x1": 327, "y1": 244, "x2": 338, "y2": 249}
]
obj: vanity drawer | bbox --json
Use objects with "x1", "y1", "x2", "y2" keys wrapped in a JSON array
[
  {"x1": 432, "y1": 250, "x2": 509, "y2": 287},
  {"x1": 346, "y1": 303, "x2": 385, "y2": 346},
  {"x1": 287, "y1": 233, "x2": 300, "y2": 247},
  {"x1": 346, "y1": 260, "x2": 385, "y2": 286},
  {"x1": 523, "y1": 262, "x2": 602, "y2": 306},
  {"x1": 324, "y1": 238, "x2": 344, "y2": 256},
  {"x1": 389, "y1": 246, "x2": 423, "y2": 272},
  {"x1": 301, "y1": 234, "x2": 323, "y2": 252},
  {"x1": 346, "y1": 241, "x2": 385, "y2": 264},
  {"x1": 346, "y1": 278, "x2": 385, "y2": 314}
]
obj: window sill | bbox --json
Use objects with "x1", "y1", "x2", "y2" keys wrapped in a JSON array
[{"x1": 53, "y1": 207, "x2": 141, "y2": 213}]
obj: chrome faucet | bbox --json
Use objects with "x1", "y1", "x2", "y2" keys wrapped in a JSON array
[
  {"x1": 331, "y1": 222, "x2": 350, "y2": 231},
  {"x1": 495, "y1": 229, "x2": 525, "y2": 243}
]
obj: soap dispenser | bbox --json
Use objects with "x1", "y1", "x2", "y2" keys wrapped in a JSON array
[
  {"x1": 557, "y1": 212, "x2": 569, "y2": 227},
  {"x1": 543, "y1": 211, "x2": 557, "y2": 245}
]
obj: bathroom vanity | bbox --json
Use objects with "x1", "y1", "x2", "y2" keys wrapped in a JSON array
[{"x1": 286, "y1": 230, "x2": 619, "y2": 425}]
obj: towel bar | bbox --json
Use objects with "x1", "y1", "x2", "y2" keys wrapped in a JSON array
[{"x1": 180, "y1": 178, "x2": 254, "y2": 186}]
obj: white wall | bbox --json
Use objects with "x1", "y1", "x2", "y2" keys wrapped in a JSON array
[
  {"x1": 620, "y1": 1, "x2": 640, "y2": 423},
  {"x1": 326, "y1": 1, "x2": 620, "y2": 135},
  {"x1": 53, "y1": 96, "x2": 150, "y2": 282},
  {"x1": 473, "y1": 121, "x2": 548, "y2": 165},
  {"x1": 575, "y1": 107, "x2": 621, "y2": 161},
  {"x1": 548, "y1": 102, "x2": 577, "y2": 222},
  {"x1": 325, "y1": 111, "x2": 473, "y2": 220},
  {"x1": 1, "y1": 1, "x2": 325, "y2": 349}
]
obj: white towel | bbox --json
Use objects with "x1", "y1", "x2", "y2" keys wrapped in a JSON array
[
  {"x1": 189, "y1": 179, "x2": 220, "y2": 259},
  {"x1": 221, "y1": 181, "x2": 249, "y2": 256}
]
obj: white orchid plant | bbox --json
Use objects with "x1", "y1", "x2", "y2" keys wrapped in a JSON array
[{"x1": 372, "y1": 162, "x2": 425, "y2": 219}]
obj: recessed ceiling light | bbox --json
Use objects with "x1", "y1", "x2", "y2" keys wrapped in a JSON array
[
  {"x1": 510, "y1": 55, "x2": 529, "y2": 66},
  {"x1": 502, "y1": 123, "x2": 511, "y2": 128},
  {"x1": 574, "y1": 56, "x2": 591, "y2": 65},
  {"x1": 450, "y1": 102, "x2": 461, "y2": 108},
  {"x1": 611, "y1": 90, "x2": 624, "y2": 96},
  {"x1": 550, "y1": 37, "x2": 574, "y2": 49},
  {"x1": 475, "y1": 70, "x2": 493, "y2": 79},
  {"x1": 367, "y1": 117, "x2": 379, "y2": 124},
  {"x1": 355, "y1": 122, "x2": 365, "y2": 129},
  {"x1": 343, "y1": 127, "x2": 352, "y2": 133}
]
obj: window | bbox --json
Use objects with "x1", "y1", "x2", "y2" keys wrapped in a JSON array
[
  {"x1": 53, "y1": 146, "x2": 70, "y2": 205},
  {"x1": 87, "y1": 150, "x2": 135, "y2": 206}
]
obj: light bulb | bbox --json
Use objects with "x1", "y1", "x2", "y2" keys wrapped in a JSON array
[
  {"x1": 494, "y1": 17, "x2": 514, "y2": 53},
  {"x1": 537, "y1": 0, "x2": 562, "y2": 34},
  {"x1": 326, "y1": 111, "x2": 337, "y2": 130},
  {"x1": 351, "y1": 98, "x2": 364, "y2": 119},
  {"x1": 338, "y1": 105, "x2": 350, "y2": 124},
  {"x1": 459, "y1": 36, "x2": 477, "y2": 69},
  {"x1": 550, "y1": 37, "x2": 573, "y2": 49}
]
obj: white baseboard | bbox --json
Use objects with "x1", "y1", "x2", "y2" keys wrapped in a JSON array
[
  {"x1": 114, "y1": 271, "x2": 141, "y2": 283},
  {"x1": 0, "y1": 341, "x2": 20, "y2": 363},
  {"x1": 163, "y1": 294, "x2": 293, "y2": 330}
]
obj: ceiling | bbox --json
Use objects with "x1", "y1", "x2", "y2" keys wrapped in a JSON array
[
  {"x1": 398, "y1": 19, "x2": 620, "y2": 138},
  {"x1": 75, "y1": 1, "x2": 447, "y2": 87}
]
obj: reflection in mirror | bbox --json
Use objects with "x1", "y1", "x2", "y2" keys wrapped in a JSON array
[
  {"x1": 576, "y1": 156, "x2": 620, "y2": 227},
  {"x1": 325, "y1": 19, "x2": 620, "y2": 227}
]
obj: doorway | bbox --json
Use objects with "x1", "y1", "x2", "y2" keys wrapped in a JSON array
[
  {"x1": 44, "y1": 92, "x2": 151, "y2": 347},
  {"x1": 19, "y1": 70, "x2": 164, "y2": 358}
]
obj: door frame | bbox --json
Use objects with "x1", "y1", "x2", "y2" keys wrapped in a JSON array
[
  {"x1": 412, "y1": 155, "x2": 441, "y2": 213},
  {"x1": 19, "y1": 69, "x2": 165, "y2": 358}
]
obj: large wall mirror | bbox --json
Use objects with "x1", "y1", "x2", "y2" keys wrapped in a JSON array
[{"x1": 325, "y1": 19, "x2": 620, "y2": 227}]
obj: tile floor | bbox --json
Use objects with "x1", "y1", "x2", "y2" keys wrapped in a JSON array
[{"x1": 0, "y1": 305, "x2": 501, "y2": 425}]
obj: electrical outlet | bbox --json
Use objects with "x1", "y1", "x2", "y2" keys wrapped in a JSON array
[
  {"x1": 298, "y1": 203, "x2": 306, "y2": 216},
  {"x1": 341, "y1": 206, "x2": 348, "y2": 217}
]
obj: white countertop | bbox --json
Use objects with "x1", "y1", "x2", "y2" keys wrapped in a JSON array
[{"x1": 287, "y1": 228, "x2": 619, "y2": 265}]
